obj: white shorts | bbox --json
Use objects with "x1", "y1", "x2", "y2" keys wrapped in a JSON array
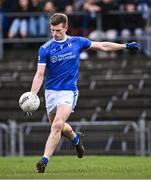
[{"x1": 45, "y1": 90, "x2": 79, "y2": 114}]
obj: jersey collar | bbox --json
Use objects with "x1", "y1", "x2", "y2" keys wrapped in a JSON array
[{"x1": 53, "y1": 35, "x2": 68, "y2": 43}]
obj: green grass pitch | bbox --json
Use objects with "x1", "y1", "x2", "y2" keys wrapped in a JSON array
[{"x1": 0, "y1": 156, "x2": 151, "y2": 179}]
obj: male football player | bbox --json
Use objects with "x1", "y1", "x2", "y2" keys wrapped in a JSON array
[{"x1": 28, "y1": 13, "x2": 140, "y2": 173}]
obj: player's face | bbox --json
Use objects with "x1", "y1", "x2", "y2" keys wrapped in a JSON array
[{"x1": 50, "y1": 23, "x2": 68, "y2": 41}]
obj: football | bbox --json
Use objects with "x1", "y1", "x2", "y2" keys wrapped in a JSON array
[{"x1": 19, "y1": 92, "x2": 40, "y2": 112}]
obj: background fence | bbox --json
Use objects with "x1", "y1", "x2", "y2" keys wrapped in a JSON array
[{"x1": 0, "y1": 119, "x2": 150, "y2": 156}]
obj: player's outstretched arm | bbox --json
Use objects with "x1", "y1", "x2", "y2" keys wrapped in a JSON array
[{"x1": 90, "y1": 41, "x2": 140, "y2": 52}]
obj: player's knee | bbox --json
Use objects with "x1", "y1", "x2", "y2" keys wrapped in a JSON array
[{"x1": 52, "y1": 119, "x2": 64, "y2": 133}]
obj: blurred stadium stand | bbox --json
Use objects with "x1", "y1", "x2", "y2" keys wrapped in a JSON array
[
  {"x1": 0, "y1": 9, "x2": 151, "y2": 156},
  {"x1": 0, "y1": 47, "x2": 151, "y2": 156}
]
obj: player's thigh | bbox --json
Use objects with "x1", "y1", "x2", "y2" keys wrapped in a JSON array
[
  {"x1": 55, "y1": 104, "x2": 72, "y2": 123},
  {"x1": 47, "y1": 101, "x2": 72, "y2": 125},
  {"x1": 47, "y1": 104, "x2": 72, "y2": 125}
]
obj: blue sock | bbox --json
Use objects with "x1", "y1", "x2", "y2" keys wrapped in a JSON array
[
  {"x1": 71, "y1": 133, "x2": 79, "y2": 145},
  {"x1": 41, "y1": 157, "x2": 48, "y2": 166}
]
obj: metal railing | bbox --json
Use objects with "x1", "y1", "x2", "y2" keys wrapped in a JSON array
[
  {"x1": 17, "y1": 120, "x2": 139, "y2": 156},
  {"x1": 0, "y1": 118, "x2": 149, "y2": 156}
]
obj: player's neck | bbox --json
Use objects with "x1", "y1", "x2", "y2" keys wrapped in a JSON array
[{"x1": 53, "y1": 35, "x2": 68, "y2": 42}]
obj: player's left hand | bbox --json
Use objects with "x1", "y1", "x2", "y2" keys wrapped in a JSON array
[
  {"x1": 24, "y1": 112, "x2": 32, "y2": 116},
  {"x1": 126, "y1": 42, "x2": 140, "y2": 50}
]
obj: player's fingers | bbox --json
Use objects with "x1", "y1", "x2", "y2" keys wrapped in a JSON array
[
  {"x1": 24, "y1": 112, "x2": 29, "y2": 116},
  {"x1": 29, "y1": 112, "x2": 32, "y2": 116},
  {"x1": 24, "y1": 112, "x2": 32, "y2": 116}
]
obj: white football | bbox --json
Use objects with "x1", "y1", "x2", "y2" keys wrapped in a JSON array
[{"x1": 19, "y1": 92, "x2": 40, "y2": 112}]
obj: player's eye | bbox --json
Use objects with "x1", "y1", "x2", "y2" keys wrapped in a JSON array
[{"x1": 51, "y1": 29, "x2": 61, "y2": 32}]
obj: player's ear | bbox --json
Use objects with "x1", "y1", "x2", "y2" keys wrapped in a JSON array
[{"x1": 65, "y1": 27, "x2": 68, "y2": 32}]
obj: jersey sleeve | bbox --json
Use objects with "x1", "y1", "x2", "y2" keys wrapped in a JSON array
[
  {"x1": 78, "y1": 37, "x2": 92, "y2": 49},
  {"x1": 38, "y1": 47, "x2": 48, "y2": 64}
]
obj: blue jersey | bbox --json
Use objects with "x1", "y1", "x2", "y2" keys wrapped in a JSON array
[{"x1": 38, "y1": 36, "x2": 92, "y2": 91}]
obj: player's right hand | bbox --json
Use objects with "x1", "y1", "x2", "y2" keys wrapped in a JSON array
[{"x1": 24, "y1": 112, "x2": 32, "y2": 116}]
